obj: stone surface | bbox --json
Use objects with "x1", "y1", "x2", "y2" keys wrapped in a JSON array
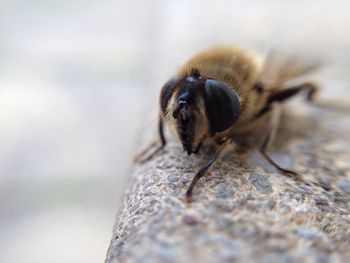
[{"x1": 106, "y1": 101, "x2": 350, "y2": 263}]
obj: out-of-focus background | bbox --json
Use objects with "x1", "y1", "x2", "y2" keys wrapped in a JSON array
[{"x1": 0, "y1": 1, "x2": 349, "y2": 262}]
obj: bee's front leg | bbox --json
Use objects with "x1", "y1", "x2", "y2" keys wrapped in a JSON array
[{"x1": 185, "y1": 138, "x2": 234, "y2": 202}]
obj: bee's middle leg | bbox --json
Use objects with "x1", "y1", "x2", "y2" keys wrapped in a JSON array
[
  {"x1": 258, "y1": 103, "x2": 304, "y2": 181},
  {"x1": 268, "y1": 82, "x2": 318, "y2": 104}
]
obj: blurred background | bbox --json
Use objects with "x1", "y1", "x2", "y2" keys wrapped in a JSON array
[{"x1": 0, "y1": 0, "x2": 349, "y2": 262}]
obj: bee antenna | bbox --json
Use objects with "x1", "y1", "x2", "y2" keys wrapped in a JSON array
[
  {"x1": 178, "y1": 100, "x2": 186, "y2": 106},
  {"x1": 173, "y1": 101, "x2": 186, "y2": 119}
]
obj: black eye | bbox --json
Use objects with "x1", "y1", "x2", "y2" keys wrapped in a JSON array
[
  {"x1": 204, "y1": 79, "x2": 241, "y2": 133},
  {"x1": 160, "y1": 77, "x2": 179, "y2": 115}
]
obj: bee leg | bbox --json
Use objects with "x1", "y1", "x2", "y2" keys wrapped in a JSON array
[
  {"x1": 268, "y1": 82, "x2": 318, "y2": 104},
  {"x1": 185, "y1": 138, "x2": 233, "y2": 202},
  {"x1": 259, "y1": 103, "x2": 304, "y2": 181},
  {"x1": 134, "y1": 115, "x2": 166, "y2": 163},
  {"x1": 255, "y1": 82, "x2": 319, "y2": 120},
  {"x1": 269, "y1": 82, "x2": 350, "y2": 112}
]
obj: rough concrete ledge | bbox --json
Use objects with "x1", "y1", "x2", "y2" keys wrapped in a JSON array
[{"x1": 106, "y1": 103, "x2": 350, "y2": 263}]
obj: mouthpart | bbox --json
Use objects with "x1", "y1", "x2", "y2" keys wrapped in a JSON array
[{"x1": 182, "y1": 141, "x2": 203, "y2": 155}]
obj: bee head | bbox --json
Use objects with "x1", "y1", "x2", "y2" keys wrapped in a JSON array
[{"x1": 160, "y1": 70, "x2": 240, "y2": 155}]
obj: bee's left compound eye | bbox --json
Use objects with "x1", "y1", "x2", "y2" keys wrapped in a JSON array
[{"x1": 204, "y1": 79, "x2": 241, "y2": 133}]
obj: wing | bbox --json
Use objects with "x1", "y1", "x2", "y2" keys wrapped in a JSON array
[{"x1": 257, "y1": 50, "x2": 322, "y2": 88}]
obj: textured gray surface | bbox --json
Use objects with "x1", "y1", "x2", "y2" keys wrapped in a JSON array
[{"x1": 106, "y1": 100, "x2": 350, "y2": 263}]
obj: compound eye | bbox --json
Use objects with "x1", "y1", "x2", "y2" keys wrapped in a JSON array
[
  {"x1": 204, "y1": 79, "x2": 241, "y2": 133},
  {"x1": 160, "y1": 77, "x2": 179, "y2": 116}
]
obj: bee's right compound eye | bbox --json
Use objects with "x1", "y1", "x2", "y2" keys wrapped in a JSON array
[
  {"x1": 204, "y1": 79, "x2": 241, "y2": 134},
  {"x1": 160, "y1": 77, "x2": 179, "y2": 115}
]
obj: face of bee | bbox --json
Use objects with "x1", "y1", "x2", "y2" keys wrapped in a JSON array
[
  {"x1": 166, "y1": 76, "x2": 209, "y2": 155},
  {"x1": 161, "y1": 70, "x2": 241, "y2": 155}
]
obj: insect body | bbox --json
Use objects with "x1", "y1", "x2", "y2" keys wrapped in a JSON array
[{"x1": 136, "y1": 46, "x2": 318, "y2": 202}]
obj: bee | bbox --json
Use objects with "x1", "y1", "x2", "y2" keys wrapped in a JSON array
[{"x1": 136, "y1": 46, "x2": 318, "y2": 202}]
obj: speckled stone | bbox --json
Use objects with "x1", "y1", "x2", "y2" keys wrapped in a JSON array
[
  {"x1": 249, "y1": 173, "x2": 273, "y2": 194},
  {"x1": 337, "y1": 178, "x2": 350, "y2": 194},
  {"x1": 106, "y1": 104, "x2": 350, "y2": 263}
]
